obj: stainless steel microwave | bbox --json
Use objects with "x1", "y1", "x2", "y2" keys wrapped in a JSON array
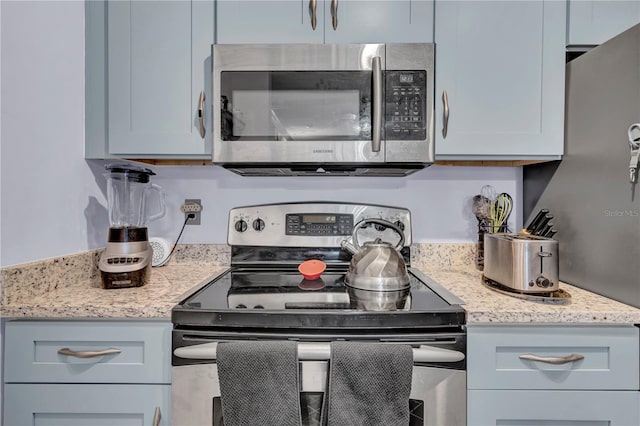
[{"x1": 212, "y1": 43, "x2": 434, "y2": 176}]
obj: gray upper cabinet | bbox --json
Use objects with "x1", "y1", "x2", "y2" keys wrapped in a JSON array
[
  {"x1": 568, "y1": 0, "x2": 640, "y2": 46},
  {"x1": 86, "y1": 0, "x2": 213, "y2": 159},
  {"x1": 216, "y1": 0, "x2": 434, "y2": 44},
  {"x1": 434, "y1": 0, "x2": 566, "y2": 159},
  {"x1": 216, "y1": 1, "x2": 324, "y2": 44}
]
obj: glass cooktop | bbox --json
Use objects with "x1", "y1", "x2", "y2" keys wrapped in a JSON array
[{"x1": 172, "y1": 267, "x2": 466, "y2": 330}]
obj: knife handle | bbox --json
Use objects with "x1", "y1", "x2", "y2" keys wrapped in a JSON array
[
  {"x1": 532, "y1": 214, "x2": 553, "y2": 236},
  {"x1": 526, "y1": 209, "x2": 549, "y2": 232},
  {"x1": 537, "y1": 222, "x2": 553, "y2": 237}
]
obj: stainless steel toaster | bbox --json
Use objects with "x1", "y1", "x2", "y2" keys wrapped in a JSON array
[{"x1": 483, "y1": 233, "x2": 559, "y2": 293}]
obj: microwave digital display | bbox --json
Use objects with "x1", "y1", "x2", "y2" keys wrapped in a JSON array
[{"x1": 399, "y1": 74, "x2": 414, "y2": 83}]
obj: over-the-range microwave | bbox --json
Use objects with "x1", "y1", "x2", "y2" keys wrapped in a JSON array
[{"x1": 212, "y1": 43, "x2": 434, "y2": 176}]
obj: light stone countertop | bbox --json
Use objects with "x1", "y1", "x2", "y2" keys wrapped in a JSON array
[
  {"x1": 1, "y1": 258, "x2": 227, "y2": 319},
  {"x1": 421, "y1": 268, "x2": 640, "y2": 324},
  {"x1": 2, "y1": 244, "x2": 640, "y2": 323}
]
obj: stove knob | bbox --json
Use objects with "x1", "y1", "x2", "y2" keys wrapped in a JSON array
[
  {"x1": 234, "y1": 219, "x2": 248, "y2": 233},
  {"x1": 252, "y1": 218, "x2": 265, "y2": 231},
  {"x1": 394, "y1": 220, "x2": 405, "y2": 232},
  {"x1": 536, "y1": 276, "x2": 551, "y2": 288}
]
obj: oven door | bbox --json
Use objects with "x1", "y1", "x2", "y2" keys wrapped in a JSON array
[
  {"x1": 172, "y1": 342, "x2": 466, "y2": 426},
  {"x1": 212, "y1": 43, "x2": 386, "y2": 164}
]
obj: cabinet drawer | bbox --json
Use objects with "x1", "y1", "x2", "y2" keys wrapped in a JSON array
[
  {"x1": 4, "y1": 383, "x2": 170, "y2": 426},
  {"x1": 4, "y1": 321, "x2": 171, "y2": 384},
  {"x1": 468, "y1": 390, "x2": 640, "y2": 425},
  {"x1": 468, "y1": 325, "x2": 639, "y2": 390}
]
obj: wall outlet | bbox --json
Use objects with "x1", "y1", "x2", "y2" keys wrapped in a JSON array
[{"x1": 181, "y1": 199, "x2": 202, "y2": 225}]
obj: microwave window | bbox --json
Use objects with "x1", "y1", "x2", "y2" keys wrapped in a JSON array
[{"x1": 220, "y1": 71, "x2": 372, "y2": 141}]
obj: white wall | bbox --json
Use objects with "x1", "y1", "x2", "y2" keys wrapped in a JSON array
[
  {"x1": 1, "y1": 0, "x2": 104, "y2": 267},
  {"x1": 1, "y1": 1, "x2": 522, "y2": 267}
]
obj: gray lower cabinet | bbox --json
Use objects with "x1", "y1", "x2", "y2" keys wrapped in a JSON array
[
  {"x1": 4, "y1": 384, "x2": 170, "y2": 426},
  {"x1": 216, "y1": 0, "x2": 434, "y2": 44},
  {"x1": 434, "y1": 0, "x2": 566, "y2": 160},
  {"x1": 3, "y1": 320, "x2": 172, "y2": 426},
  {"x1": 467, "y1": 325, "x2": 640, "y2": 426},
  {"x1": 86, "y1": 0, "x2": 214, "y2": 159}
]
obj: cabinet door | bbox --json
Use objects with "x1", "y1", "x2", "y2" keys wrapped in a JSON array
[
  {"x1": 434, "y1": 1, "x2": 565, "y2": 159},
  {"x1": 568, "y1": 0, "x2": 640, "y2": 46},
  {"x1": 468, "y1": 390, "x2": 640, "y2": 426},
  {"x1": 4, "y1": 384, "x2": 170, "y2": 426},
  {"x1": 324, "y1": 0, "x2": 434, "y2": 43},
  {"x1": 216, "y1": 0, "x2": 324, "y2": 44},
  {"x1": 108, "y1": 1, "x2": 213, "y2": 157}
]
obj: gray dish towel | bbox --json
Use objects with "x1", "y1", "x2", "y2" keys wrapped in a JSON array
[
  {"x1": 217, "y1": 341, "x2": 303, "y2": 426},
  {"x1": 327, "y1": 341, "x2": 413, "y2": 426}
]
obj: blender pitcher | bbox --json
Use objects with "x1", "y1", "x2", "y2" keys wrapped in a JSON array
[
  {"x1": 105, "y1": 164, "x2": 165, "y2": 228},
  {"x1": 99, "y1": 164, "x2": 165, "y2": 289}
]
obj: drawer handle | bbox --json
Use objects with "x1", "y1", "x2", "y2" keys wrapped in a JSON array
[
  {"x1": 519, "y1": 353, "x2": 584, "y2": 365},
  {"x1": 58, "y1": 348, "x2": 122, "y2": 358}
]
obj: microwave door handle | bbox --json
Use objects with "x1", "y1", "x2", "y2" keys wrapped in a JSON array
[{"x1": 372, "y1": 56, "x2": 382, "y2": 153}]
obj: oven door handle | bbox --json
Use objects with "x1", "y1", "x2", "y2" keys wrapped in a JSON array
[{"x1": 173, "y1": 342, "x2": 465, "y2": 363}]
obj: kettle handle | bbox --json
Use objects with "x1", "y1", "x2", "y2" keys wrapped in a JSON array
[{"x1": 346, "y1": 218, "x2": 405, "y2": 252}]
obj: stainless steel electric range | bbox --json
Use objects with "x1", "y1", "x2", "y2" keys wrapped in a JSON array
[{"x1": 171, "y1": 202, "x2": 467, "y2": 426}]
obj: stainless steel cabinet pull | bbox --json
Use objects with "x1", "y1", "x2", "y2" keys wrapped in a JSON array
[
  {"x1": 372, "y1": 56, "x2": 382, "y2": 153},
  {"x1": 309, "y1": 0, "x2": 317, "y2": 30},
  {"x1": 442, "y1": 90, "x2": 449, "y2": 138},
  {"x1": 152, "y1": 407, "x2": 161, "y2": 426},
  {"x1": 519, "y1": 353, "x2": 584, "y2": 365},
  {"x1": 198, "y1": 90, "x2": 206, "y2": 139},
  {"x1": 58, "y1": 348, "x2": 121, "y2": 358},
  {"x1": 331, "y1": 0, "x2": 338, "y2": 30}
]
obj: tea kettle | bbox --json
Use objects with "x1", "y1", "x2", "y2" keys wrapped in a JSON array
[{"x1": 340, "y1": 218, "x2": 410, "y2": 291}]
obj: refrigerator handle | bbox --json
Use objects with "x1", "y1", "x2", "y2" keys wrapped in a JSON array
[{"x1": 627, "y1": 124, "x2": 640, "y2": 183}]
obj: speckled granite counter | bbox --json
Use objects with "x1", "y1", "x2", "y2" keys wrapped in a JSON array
[
  {"x1": 420, "y1": 268, "x2": 640, "y2": 324},
  {"x1": 0, "y1": 245, "x2": 228, "y2": 319},
  {"x1": 2, "y1": 243, "x2": 640, "y2": 323}
]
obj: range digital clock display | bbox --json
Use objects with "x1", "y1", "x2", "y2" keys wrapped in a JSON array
[
  {"x1": 286, "y1": 213, "x2": 353, "y2": 236},
  {"x1": 302, "y1": 215, "x2": 336, "y2": 224}
]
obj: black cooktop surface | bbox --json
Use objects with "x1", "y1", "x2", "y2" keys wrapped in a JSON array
[{"x1": 172, "y1": 267, "x2": 466, "y2": 330}]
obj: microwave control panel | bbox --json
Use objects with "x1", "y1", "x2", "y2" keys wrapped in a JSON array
[{"x1": 385, "y1": 70, "x2": 427, "y2": 140}]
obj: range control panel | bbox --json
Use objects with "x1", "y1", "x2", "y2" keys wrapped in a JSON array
[{"x1": 228, "y1": 202, "x2": 411, "y2": 248}]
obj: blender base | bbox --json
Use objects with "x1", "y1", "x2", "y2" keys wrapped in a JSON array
[{"x1": 101, "y1": 264, "x2": 151, "y2": 289}]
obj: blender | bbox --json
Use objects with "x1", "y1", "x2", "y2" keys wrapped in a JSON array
[{"x1": 99, "y1": 164, "x2": 165, "y2": 289}]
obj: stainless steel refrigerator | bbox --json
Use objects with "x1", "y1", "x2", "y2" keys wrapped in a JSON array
[{"x1": 524, "y1": 23, "x2": 640, "y2": 307}]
